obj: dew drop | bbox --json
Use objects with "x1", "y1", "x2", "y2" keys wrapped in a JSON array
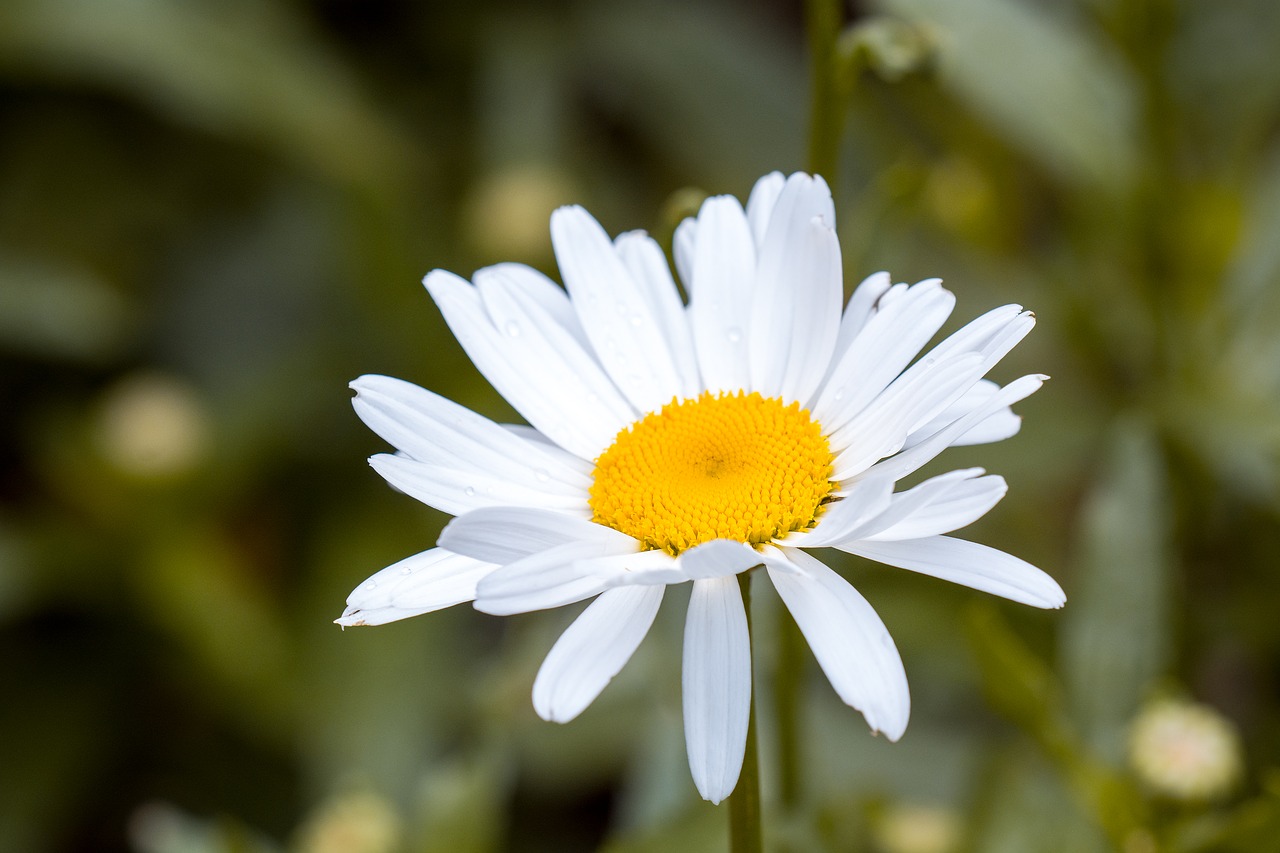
[
  {"x1": 400, "y1": 565, "x2": 413, "y2": 575},
  {"x1": 504, "y1": 320, "x2": 522, "y2": 337},
  {"x1": 833, "y1": 389, "x2": 845, "y2": 401},
  {"x1": 464, "y1": 486, "x2": 477, "y2": 497},
  {"x1": 726, "y1": 327, "x2": 743, "y2": 343},
  {"x1": 364, "y1": 580, "x2": 378, "y2": 590},
  {"x1": 628, "y1": 313, "x2": 644, "y2": 327},
  {"x1": 534, "y1": 468, "x2": 551, "y2": 482}
]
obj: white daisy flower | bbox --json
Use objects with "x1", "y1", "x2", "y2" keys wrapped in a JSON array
[{"x1": 338, "y1": 171, "x2": 1065, "y2": 804}]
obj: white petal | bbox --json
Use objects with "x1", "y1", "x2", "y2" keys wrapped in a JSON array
[
  {"x1": 369, "y1": 454, "x2": 589, "y2": 518},
  {"x1": 865, "y1": 374, "x2": 1047, "y2": 482},
  {"x1": 767, "y1": 548, "x2": 909, "y2": 739},
  {"x1": 473, "y1": 539, "x2": 640, "y2": 615},
  {"x1": 750, "y1": 174, "x2": 841, "y2": 403},
  {"x1": 673, "y1": 217, "x2": 697, "y2": 291},
  {"x1": 439, "y1": 507, "x2": 631, "y2": 565},
  {"x1": 532, "y1": 585, "x2": 665, "y2": 722},
  {"x1": 905, "y1": 380, "x2": 1024, "y2": 448},
  {"x1": 500, "y1": 424, "x2": 596, "y2": 476},
  {"x1": 744, "y1": 170, "x2": 786, "y2": 246},
  {"x1": 921, "y1": 305, "x2": 1035, "y2": 375},
  {"x1": 840, "y1": 536, "x2": 1066, "y2": 608},
  {"x1": 830, "y1": 353, "x2": 986, "y2": 479},
  {"x1": 336, "y1": 548, "x2": 494, "y2": 627},
  {"x1": 863, "y1": 473, "x2": 1007, "y2": 541},
  {"x1": 780, "y1": 473, "x2": 896, "y2": 548},
  {"x1": 689, "y1": 195, "x2": 756, "y2": 393},
  {"x1": 614, "y1": 230, "x2": 701, "y2": 397},
  {"x1": 352, "y1": 374, "x2": 591, "y2": 491},
  {"x1": 827, "y1": 272, "x2": 893, "y2": 370},
  {"x1": 812, "y1": 280, "x2": 956, "y2": 433},
  {"x1": 474, "y1": 263, "x2": 590, "y2": 350},
  {"x1": 683, "y1": 576, "x2": 751, "y2": 804},
  {"x1": 551, "y1": 206, "x2": 687, "y2": 412},
  {"x1": 424, "y1": 268, "x2": 634, "y2": 460},
  {"x1": 677, "y1": 539, "x2": 764, "y2": 580}
]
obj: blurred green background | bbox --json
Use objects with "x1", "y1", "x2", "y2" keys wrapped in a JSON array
[{"x1": 2, "y1": 0, "x2": 1279, "y2": 851}]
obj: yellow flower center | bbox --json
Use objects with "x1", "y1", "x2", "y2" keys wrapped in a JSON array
[{"x1": 589, "y1": 391, "x2": 835, "y2": 555}]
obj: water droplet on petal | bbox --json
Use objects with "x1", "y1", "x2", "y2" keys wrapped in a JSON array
[
  {"x1": 628, "y1": 313, "x2": 644, "y2": 327},
  {"x1": 726, "y1": 327, "x2": 743, "y2": 343},
  {"x1": 364, "y1": 580, "x2": 378, "y2": 590},
  {"x1": 464, "y1": 486, "x2": 476, "y2": 497},
  {"x1": 400, "y1": 565, "x2": 413, "y2": 575},
  {"x1": 534, "y1": 468, "x2": 551, "y2": 482},
  {"x1": 504, "y1": 320, "x2": 522, "y2": 337}
]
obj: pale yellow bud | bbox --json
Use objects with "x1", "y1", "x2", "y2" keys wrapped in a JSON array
[{"x1": 1128, "y1": 698, "x2": 1244, "y2": 801}]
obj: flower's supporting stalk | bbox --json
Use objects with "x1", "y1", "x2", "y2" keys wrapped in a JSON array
[
  {"x1": 772, "y1": 0, "x2": 848, "y2": 824},
  {"x1": 804, "y1": 0, "x2": 845, "y2": 187},
  {"x1": 728, "y1": 572, "x2": 763, "y2": 853}
]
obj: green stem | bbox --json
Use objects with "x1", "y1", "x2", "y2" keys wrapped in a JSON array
[
  {"x1": 729, "y1": 573, "x2": 763, "y2": 853},
  {"x1": 805, "y1": 0, "x2": 844, "y2": 183}
]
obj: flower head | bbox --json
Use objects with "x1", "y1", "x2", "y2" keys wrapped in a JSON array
[
  {"x1": 339, "y1": 171, "x2": 1064, "y2": 803},
  {"x1": 1128, "y1": 697, "x2": 1244, "y2": 801}
]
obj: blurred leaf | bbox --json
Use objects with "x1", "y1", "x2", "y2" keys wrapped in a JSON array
[
  {"x1": 408, "y1": 752, "x2": 509, "y2": 853},
  {"x1": 0, "y1": 0, "x2": 411, "y2": 190},
  {"x1": 966, "y1": 749, "x2": 1108, "y2": 853},
  {"x1": 579, "y1": 0, "x2": 806, "y2": 188},
  {"x1": 0, "y1": 248, "x2": 133, "y2": 361},
  {"x1": 135, "y1": 524, "x2": 296, "y2": 741},
  {"x1": 130, "y1": 802, "x2": 280, "y2": 853},
  {"x1": 877, "y1": 0, "x2": 1140, "y2": 190},
  {"x1": 1060, "y1": 418, "x2": 1172, "y2": 763},
  {"x1": 1167, "y1": 779, "x2": 1280, "y2": 853},
  {"x1": 598, "y1": 803, "x2": 724, "y2": 853},
  {"x1": 966, "y1": 604, "x2": 1142, "y2": 844}
]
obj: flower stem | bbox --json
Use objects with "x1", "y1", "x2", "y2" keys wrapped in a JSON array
[
  {"x1": 729, "y1": 572, "x2": 763, "y2": 853},
  {"x1": 805, "y1": 0, "x2": 845, "y2": 184}
]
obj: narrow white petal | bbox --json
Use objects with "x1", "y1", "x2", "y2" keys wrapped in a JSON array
[
  {"x1": 673, "y1": 217, "x2": 697, "y2": 291},
  {"x1": 866, "y1": 374, "x2": 1048, "y2": 482},
  {"x1": 831, "y1": 354, "x2": 986, "y2": 479},
  {"x1": 474, "y1": 263, "x2": 590, "y2": 350},
  {"x1": 827, "y1": 272, "x2": 893, "y2": 370},
  {"x1": 689, "y1": 195, "x2": 755, "y2": 393},
  {"x1": 677, "y1": 539, "x2": 764, "y2": 580},
  {"x1": 744, "y1": 170, "x2": 786, "y2": 246},
  {"x1": 533, "y1": 585, "x2": 664, "y2": 722},
  {"x1": 474, "y1": 539, "x2": 641, "y2": 615},
  {"x1": 500, "y1": 424, "x2": 596, "y2": 476},
  {"x1": 813, "y1": 280, "x2": 956, "y2": 432},
  {"x1": 840, "y1": 536, "x2": 1066, "y2": 608},
  {"x1": 864, "y1": 473, "x2": 1007, "y2": 541},
  {"x1": 551, "y1": 206, "x2": 686, "y2": 412},
  {"x1": 683, "y1": 576, "x2": 752, "y2": 804},
  {"x1": 424, "y1": 268, "x2": 634, "y2": 460},
  {"x1": 439, "y1": 507, "x2": 632, "y2": 565},
  {"x1": 781, "y1": 473, "x2": 896, "y2": 548},
  {"x1": 768, "y1": 548, "x2": 909, "y2": 740},
  {"x1": 614, "y1": 231, "x2": 701, "y2": 397},
  {"x1": 944, "y1": 407, "x2": 1022, "y2": 446},
  {"x1": 369, "y1": 454, "x2": 589, "y2": 518},
  {"x1": 352, "y1": 374, "x2": 591, "y2": 491},
  {"x1": 336, "y1": 548, "x2": 494, "y2": 627},
  {"x1": 750, "y1": 174, "x2": 841, "y2": 402}
]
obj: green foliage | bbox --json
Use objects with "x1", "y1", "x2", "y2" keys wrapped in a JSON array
[{"x1": 2, "y1": 1, "x2": 1279, "y2": 851}]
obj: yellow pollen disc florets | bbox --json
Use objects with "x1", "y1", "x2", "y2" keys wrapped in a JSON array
[{"x1": 589, "y1": 391, "x2": 835, "y2": 555}]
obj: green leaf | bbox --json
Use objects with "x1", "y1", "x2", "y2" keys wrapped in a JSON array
[
  {"x1": 0, "y1": 0, "x2": 410, "y2": 190},
  {"x1": 1059, "y1": 418, "x2": 1173, "y2": 763},
  {"x1": 876, "y1": 0, "x2": 1140, "y2": 190}
]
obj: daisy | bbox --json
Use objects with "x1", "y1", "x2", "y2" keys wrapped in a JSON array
[{"x1": 338, "y1": 171, "x2": 1064, "y2": 804}]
